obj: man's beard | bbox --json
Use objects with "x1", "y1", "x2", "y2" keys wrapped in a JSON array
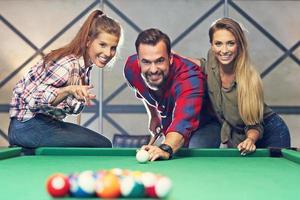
[{"x1": 141, "y1": 72, "x2": 167, "y2": 91}]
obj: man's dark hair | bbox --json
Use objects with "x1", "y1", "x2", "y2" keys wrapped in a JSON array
[{"x1": 135, "y1": 28, "x2": 171, "y2": 55}]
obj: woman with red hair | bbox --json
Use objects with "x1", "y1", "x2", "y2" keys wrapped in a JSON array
[{"x1": 8, "y1": 10, "x2": 122, "y2": 148}]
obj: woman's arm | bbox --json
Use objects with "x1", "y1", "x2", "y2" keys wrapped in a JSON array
[
  {"x1": 50, "y1": 85, "x2": 96, "y2": 106},
  {"x1": 237, "y1": 129, "x2": 260, "y2": 155}
]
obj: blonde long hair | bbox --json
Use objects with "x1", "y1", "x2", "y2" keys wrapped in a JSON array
[{"x1": 209, "y1": 18, "x2": 264, "y2": 125}]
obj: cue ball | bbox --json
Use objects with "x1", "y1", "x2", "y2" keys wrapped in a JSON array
[{"x1": 136, "y1": 149, "x2": 150, "y2": 163}]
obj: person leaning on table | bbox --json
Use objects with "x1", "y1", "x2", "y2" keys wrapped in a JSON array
[{"x1": 188, "y1": 18, "x2": 291, "y2": 155}]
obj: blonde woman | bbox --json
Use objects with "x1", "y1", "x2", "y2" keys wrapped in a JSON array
[{"x1": 205, "y1": 18, "x2": 290, "y2": 155}]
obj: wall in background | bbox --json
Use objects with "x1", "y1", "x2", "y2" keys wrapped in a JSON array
[{"x1": 0, "y1": 0, "x2": 299, "y2": 147}]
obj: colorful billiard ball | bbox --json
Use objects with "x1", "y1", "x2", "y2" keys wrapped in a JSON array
[
  {"x1": 110, "y1": 168, "x2": 126, "y2": 177},
  {"x1": 46, "y1": 173, "x2": 70, "y2": 197},
  {"x1": 68, "y1": 173, "x2": 79, "y2": 196},
  {"x1": 69, "y1": 171, "x2": 96, "y2": 197},
  {"x1": 136, "y1": 149, "x2": 150, "y2": 163},
  {"x1": 155, "y1": 176, "x2": 172, "y2": 198},
  {"x1": 130, "y1": 170, "x2": 143, "y2": 179},
  {"x1": 95, "y1": 173, "x2": 121, "y2": 198},
  {"x1": 140, "y1": 172, "x2": 158, "y2": 198},
  {"x1": 120, "y1": 176, "x2": 145, "y2": 197}
]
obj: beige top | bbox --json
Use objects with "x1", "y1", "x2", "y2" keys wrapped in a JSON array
[{"x1": 204, "y1": 50, "x2": 273, "y2": 147}]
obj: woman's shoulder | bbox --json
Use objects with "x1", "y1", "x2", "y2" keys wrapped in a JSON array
[
  {"x1": 206, "y1": 49, "x2": 216, "y2": 65},
  {"x1": 56, "y1": 54, "x2": 79, "y2": 65},
  {"x1": 42, "y1": 54, "x2": 81, "y2": 76},
  {"x1": 204, "y1": 49, "x2": 217, "y2": 74},
  {"x1": 51, "y1": 54, "x2": 82, "y2": 70}
]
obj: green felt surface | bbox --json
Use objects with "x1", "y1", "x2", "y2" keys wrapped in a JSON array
[{"x1": 0, "y1": 148, "x2": 300, "y2": 200}]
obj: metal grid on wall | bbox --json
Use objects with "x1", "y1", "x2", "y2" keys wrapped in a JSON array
[{"x1": 0, "y1": 0, "x2": 299, "y2": 146}]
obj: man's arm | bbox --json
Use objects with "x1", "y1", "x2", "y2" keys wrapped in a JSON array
[
  {"x1": 171, "y1": 50, "x2": 205, "y2": 67},
  {"x1": 142, "y1": 131, "x2": 184, "y2": 161},
  {"x1": 142, "y1": 99, "x2": 185, "y2": 160},
  {"x1": 164, "y1": 132, "x2": 185, "y2": 154},
  {"x1": 143, "y1": 98, "x2": 185, "y2": 149}
]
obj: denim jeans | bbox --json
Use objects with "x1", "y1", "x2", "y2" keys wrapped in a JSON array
[
  {"x1": 188, "y1": 120, "x2": 221, "y2": 148},
  {"x1": 8, "y1": 114, "x2": 112, "y2": 148},
  {"x1": 256, "y1": 113, "x2": 291, "y2": 148}
]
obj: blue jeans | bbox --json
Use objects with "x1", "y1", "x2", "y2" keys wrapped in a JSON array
[
  {"x1": 256, "y1": 113, "x2": 290, "y2": 148},
  {"x1": 188, "y1": 120, "x2": 221, "y2": 148},
  {"x1": 8, "y1": 114, "x2": 112, "y2": 148}
]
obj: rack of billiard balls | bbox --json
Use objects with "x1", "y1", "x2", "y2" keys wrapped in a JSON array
[{"x1": 46, "y1": 168, "x2": 172, "y2": 198}]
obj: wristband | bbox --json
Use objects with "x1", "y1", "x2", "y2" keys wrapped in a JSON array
[{"x1": 159, "y1": 144, "x2": 173, "y2": 159}]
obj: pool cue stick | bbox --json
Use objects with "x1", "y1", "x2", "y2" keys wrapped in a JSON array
[
  {"x1": 148, "y1": 126, "x2": 163, "y2": 145},
  {"x1": 76, "y1": 114, "x2": 81, "y2": 125}
]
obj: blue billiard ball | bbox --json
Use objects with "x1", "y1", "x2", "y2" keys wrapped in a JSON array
[{"x1": 69, "y1": 171, "x2": 96, "y2": 197}]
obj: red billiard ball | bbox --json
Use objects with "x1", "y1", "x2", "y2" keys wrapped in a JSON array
[
  {"x1": 46, "y1": 173, "x2": 70, "y2": 197},
  {"x1": 140, "y1": 172, "x2": 158, "y2": 198}
]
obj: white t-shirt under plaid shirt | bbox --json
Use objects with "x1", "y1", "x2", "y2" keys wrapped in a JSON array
[{"x1": 9, "y1": 54, "x2": 92, "y2": 121}]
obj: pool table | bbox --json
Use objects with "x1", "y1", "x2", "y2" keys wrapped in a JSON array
[{"x1": 0, "y1": 147, "x2": 300, "y2": 200}]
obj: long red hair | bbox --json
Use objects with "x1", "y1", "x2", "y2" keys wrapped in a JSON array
[{"x1": 43, "y1": 10, "x2": 121, "y2": 67}]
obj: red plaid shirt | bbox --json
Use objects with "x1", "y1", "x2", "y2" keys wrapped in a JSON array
[
  {"x1": 124, "y1": 54, "x2": 208, "y2": 142},
  {"x1": 9, "y1": 55, "x2": 91, "y2": 121}
]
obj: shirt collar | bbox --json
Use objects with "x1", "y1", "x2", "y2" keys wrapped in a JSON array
[
  {"x1": 208, "y1": 49, "x2": 218, "y2": 70},
  {"x1": 78, "y1": 56, "x2": 93, "y2": 74},
  {"x1": 78, "y1": 56, "x2": 85, "y2": 69}
]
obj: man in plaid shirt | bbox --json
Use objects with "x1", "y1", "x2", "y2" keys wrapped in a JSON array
[{"x1": 124, "y1": 28, "x2": 220, "y2": 161}]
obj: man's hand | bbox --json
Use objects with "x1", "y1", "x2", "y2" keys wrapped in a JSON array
[
  {"x1": 141, "y1": 132, "x2": 184, "y2": 161},
  {"x1": 149, "y1": 115, "x2": 161, "y2": 136},
  {"x1": 141, "y1": 145, "x2": 170, "y2": 161}
]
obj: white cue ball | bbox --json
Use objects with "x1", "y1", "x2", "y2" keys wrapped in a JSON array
[{"x1": 136, "y1": 149, "x2": 150, "y2": 163}]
